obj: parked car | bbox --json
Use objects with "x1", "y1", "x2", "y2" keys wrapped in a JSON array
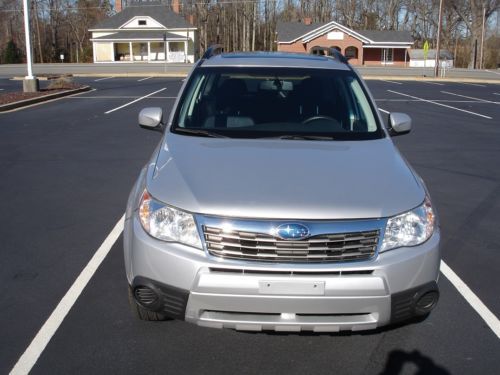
[{"x1": 124, "y1": 47, "x2": 440, "y2": 332}]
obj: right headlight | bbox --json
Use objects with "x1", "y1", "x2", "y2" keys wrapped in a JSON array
[{"x1": 381, "y1": 197, "x2": 436, "y2": 252}]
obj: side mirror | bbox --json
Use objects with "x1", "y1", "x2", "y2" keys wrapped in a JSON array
[
  {"x1": 387, "y1": 112, "x2": 411, "y2": 136},
  {"x1": 138, "y1": 107, "x2": 163, "y2": 132}
]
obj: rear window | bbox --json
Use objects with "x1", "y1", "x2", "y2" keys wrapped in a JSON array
[{"x1": 172, "y1": 67, "x2": 384, "y2": 140}]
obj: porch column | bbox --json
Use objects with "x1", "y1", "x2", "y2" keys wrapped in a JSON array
[
  {"x1": 111, "y1": 42, "x2": 114, "y2": 62},
  {"x1": 129, "y1": 42, "x2": 132, "y2": 62},
  {"x1": 166, "y1": 41, "x2": 170, "y2": 62},
  {"x1": 147, "y1": 42, "x2": 151, "y2": 62},
  {"x1": 92, "y1": 42, "x2": 96, "y2": 63}
]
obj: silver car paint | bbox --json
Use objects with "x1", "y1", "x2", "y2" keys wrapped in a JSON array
[{"x1": 124, "y1": 54, "x2": 440, "y2": 331}]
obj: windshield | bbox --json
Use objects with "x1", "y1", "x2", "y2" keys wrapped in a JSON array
[{"x1": 172, "y1": 67, "x2": 384, "y2": 140}]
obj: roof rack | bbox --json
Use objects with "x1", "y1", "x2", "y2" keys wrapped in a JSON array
[
  {"x1": 309, "y1": 47, "x2": 349, "y2": 64},
  {"x1": 202, "y1": 44, "x2": 224, "y2": 60}
]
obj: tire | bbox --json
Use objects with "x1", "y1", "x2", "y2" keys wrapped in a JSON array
[{"x1": 128, "y1": 286, "x2": 169, "y2": 321}]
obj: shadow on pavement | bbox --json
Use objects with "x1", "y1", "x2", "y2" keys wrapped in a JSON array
[{"x1": 379, "y1": 350, "x2": 450, "y2": 375}]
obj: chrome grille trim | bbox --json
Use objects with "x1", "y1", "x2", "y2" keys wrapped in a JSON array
[{"x1": 203, "y1": 225, "x2": 379, "y2": 263}]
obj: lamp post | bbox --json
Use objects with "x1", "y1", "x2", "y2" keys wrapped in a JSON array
[
  {"x1": 22, "y1": 0, "x2": 39, "y2": 92},
  {"x1": 434, "y1": 0, "x2": 444, "y2": 78}
]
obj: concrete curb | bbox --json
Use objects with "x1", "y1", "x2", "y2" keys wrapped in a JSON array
[{"x1": 0, "y1": 85, "x2": 92, "y2": 113}]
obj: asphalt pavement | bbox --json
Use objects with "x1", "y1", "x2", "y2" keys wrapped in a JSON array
[{"x1": 0, "y1": 77, "x2": 499, "y2": 374}]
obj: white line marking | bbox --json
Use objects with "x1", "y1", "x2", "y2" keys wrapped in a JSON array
[
  {"x1": 460, "y1": 82, "x2": 486, "y2": 87},
  {"x1": 104, "y1": 88, "x2": 167, "y2": 114},
  {"x1": 441, "y1": 91, "x2": 499, "y2": 104},
  {"x1": 375, "y1": 99, "x2": 488, "y2": 103},
  {"x1": 94, "y1": 77, "x2": 114, "y2": 82},
  {"x1": 485, "y1": 70, "x2": 500, "y2": 76},
  {"x1": 387, "y1": 90, "x2": 492, "y2": 119},
  {"x1": 9, "y1": 215, "x2": 125, "y2": 375},
  {"x1": 493, "y1": 93, "x2": 500, "y2": 96},
  {"x1": 0, "y1": 88, "x2": 4, "y2": 91},
  {"x1": 378, "y1": 108, "x2": 390, "y2": 114},
  {"x1": 422, "y1": 81, "x2": 444, "y2": 86},
  {"x1": 379, "y1": 79, "x2": 403, "y2": 85},
  {"x1": 68, "y1": 95, "x2": 176, "y2": 99},
  {"x1": 137, "y1": 77, "x2": 153, "y2": 82},
  {"x1": 440, "y1": 260, "x2": 500, "y2": 339}
]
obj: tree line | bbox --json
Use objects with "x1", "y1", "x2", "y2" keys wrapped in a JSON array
[{"x1": 1, "y1": 0, "x2": 499, "y2": 68}]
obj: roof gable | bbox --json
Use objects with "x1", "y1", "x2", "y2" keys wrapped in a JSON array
[
  {"x1": 91, "y1": 5, "x2": 192, "y2": 30},
  {"x1": 119, "y1": 16, "x2": 165, "y2": 29}
]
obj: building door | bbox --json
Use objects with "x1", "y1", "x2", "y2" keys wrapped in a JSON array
[{"x1": 381, "y1": 48, "x2": 394, "y2": 65}]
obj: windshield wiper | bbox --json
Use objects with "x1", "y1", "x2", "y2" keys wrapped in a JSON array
[
  {"x1": 173, "y1": 128, "x2": 229, "y2": 138},
  {"x1": 277, "y1": 135, "x2": 335, "y2": 141}
]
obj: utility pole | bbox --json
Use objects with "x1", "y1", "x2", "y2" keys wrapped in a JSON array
[
  {"x1": 480, "y1": 6, "x2": 486, "y2": 69},
  {"x1": 22, "y1": 0, "x2": 39, "y2": 92},
  {"x1": 434, "y1": 0, "x2": 444, "y2": 78}
]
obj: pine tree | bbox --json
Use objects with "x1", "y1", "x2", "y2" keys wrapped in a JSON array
[{"x1": 2, "y1": 40, "x2": 22, "y2": 64}]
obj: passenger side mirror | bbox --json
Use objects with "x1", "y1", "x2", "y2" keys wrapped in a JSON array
[
  {"x1": 138, "y1": 107, "x2": 164, "y2": 132},
  {"x1": 387, "y1": 112, "x2": 411, "y2": 136}
]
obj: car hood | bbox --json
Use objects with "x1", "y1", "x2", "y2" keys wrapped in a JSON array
[{"x1": 147, "y1": 134, "x2": 424, "y2": 220}]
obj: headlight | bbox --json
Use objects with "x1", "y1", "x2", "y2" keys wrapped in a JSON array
[
  {"x1": 138, "y1": 190, "x2": 202, "y2": 249},
  {"x1": 381, "y1": 197, "x2": 436, "y2": 252}
]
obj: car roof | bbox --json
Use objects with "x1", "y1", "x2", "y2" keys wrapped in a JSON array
[{"x1": 200, "y1": 51, "x2": 351, "y2": 71}]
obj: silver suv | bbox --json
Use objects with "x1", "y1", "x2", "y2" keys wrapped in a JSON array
[{"x1": 124, "y1": 47, "x2": 440, "y2": 332}]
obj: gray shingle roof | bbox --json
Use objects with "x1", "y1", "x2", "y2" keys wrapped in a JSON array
[
  {"x1": 354, "y1": 30, "x2": 413, "y2": 43},
  {"x1": 409, "y1": 49, "x2": 454, "y2": 60},
  {"x1": 91, "y1": 4, "x2": 192, "y2": 30},
  {"x1": 92, "y1": 31, "x2": 184, "y2": 40},
  {"x1": 276, "y1": 21, "x2": 413, "y2": 44},
  {"x1": 276, "y1": 21, "x2": 328, "y2": 42}
]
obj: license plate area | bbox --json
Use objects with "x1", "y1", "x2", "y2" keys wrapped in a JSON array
[{"x1": 259, "y1": 280, "x2": 325, "y2": 296}]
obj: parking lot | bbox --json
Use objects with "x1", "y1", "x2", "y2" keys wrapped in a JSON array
[{"x1": 1, "y1": 76, "x2": 499, "y2": 374}]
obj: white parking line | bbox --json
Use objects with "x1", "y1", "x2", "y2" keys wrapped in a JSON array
[
  {"x1": 379, "y1": 79, "x2": 403, "y2": 85},
  {"x1": 441, "y1": 91, "x2": 499, "y2": 104},
  {"x1": 9, "y1": 215, "x2": 125, "y2": 375},
  {"x1": 494, "y1": 93, "x2": 500, "y2": 96},
  {"x1": 376, "y1": 99, "x2": 487, "y2": 103},
  {"x1": 440, "y1": 260, "x2": 500, "y2": 339},
  {"x1": 378, "y1": 108, "x2": 390, "y2": 114},
  {"x1": 9, "y1": 218, "x2": 500, "y2": 375},
  {"x1": 0, "y1": 88, "x2": 4, "y2": 91},
  {"x1": 460, "y1": 82, "x2": 486, "y2": 87},
  {"x1": 422, "y1": 81, "x2": 444, "y2": 86},
  {"x1": 68, "y1": 96, "x2": 176, "y2": 99},
  {"x1": 387, "y1": 90, "x2": 493, "y2": 120},
  {"x1": 94, "y1": 77, "x2": 114, "y2": 82},
  {"x1": 137, "y1": 77, "x2": 153, "y2": 82},
  {"x1": 104, "y1": 88, "x2": 167, "y2": 114}
]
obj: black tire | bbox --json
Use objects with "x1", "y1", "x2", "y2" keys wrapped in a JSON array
[{"x1": 128, "y1": 286, "x2": 169, "y2": 321}]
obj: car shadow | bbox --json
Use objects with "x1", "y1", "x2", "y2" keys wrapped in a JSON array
[{"x1": 379, "y1": 349, "x2": 450, "y2": 375}]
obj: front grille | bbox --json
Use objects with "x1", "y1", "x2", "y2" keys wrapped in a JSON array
[{"x1": 203, "y1": 226, "x2": 379, "y2": 263}]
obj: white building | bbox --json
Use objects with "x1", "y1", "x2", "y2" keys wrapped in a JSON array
[
  {"x1": 89, "y1": 1, "x2": 197, "y2": 63},
  {"x1": 409, "y1": 49, "x2": 454, "y2": 68}
]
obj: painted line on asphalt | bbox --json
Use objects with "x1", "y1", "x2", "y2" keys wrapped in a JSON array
[
  {"x1": 137, "y1": 77, "x2": 153, "y2": 82},
  {"x1": 104, "y1": 88, "x2": 167, "y2": 114},
  {"x1": 493, "y1": 93, "x2": 500, "y2": 96},
  {"x1": 378, "y1": 108, "x2": 390, "y2": 114},
  {"x1": 379, "y1": 79, "x2": 403, "y2": 85},
  {"x1": 8, "y1": 217, "x2": 500, "y2": 374},
  {"x1": 94, "y1": 77, "x2": 114, "y2": 82},
  {"x1": 387, "y1": 90, "x2": 493, "y2": 119},
  {"x1": 375, "y1": 99, "x2": 489, "y2": 103},
  {"x1": 459, "y1": 82, "x2": 486, "y2": 87},
  {"x1": 9, "y1": 214, "x2": 125, "y2": 375},
  {"x1": 0, "y1": 88, "x2": 4, "y2": 91},
  {"x1": 422, "y1": 81, "x2": 444, "y2": 86},
  {"x1": 68, "y1": 95, "x2": 176, "y2": 99},
  {"x1": 441, "y1": 91, "x2": 499, "y2": 104},
  {"x1": 440, "y1": 260, "x2": 500, "y2": 339}
]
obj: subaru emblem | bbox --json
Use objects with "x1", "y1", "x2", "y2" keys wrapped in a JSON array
[{"x1": 275, "y1": 223, "x2": 310, "y2": 240}]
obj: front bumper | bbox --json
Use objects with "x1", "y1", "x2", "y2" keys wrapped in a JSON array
[{"x1": 125, "y1": 217, "x2": 440, "y2": 332}]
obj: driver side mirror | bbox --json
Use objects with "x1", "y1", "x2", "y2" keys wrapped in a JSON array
[
  {"x1": 138, "y1": 107, "x2": 164, "y2": 132},
  {"x1": 387, "y1": 112, "x2": 411, "y2": 136}
]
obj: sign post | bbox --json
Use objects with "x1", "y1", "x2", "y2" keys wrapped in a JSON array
[{"x1": 423, "y1": 40, "x2": 429, "y2": 76}]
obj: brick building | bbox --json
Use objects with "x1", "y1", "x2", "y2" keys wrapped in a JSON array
[{"x1": 277, "y1": 20, "x2": 413, "y2": 67}]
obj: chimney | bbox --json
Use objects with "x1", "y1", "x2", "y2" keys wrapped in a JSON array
[
  {"x1": 171, "y1": 0, "x2": 180, "y2": 14},
  {"x1": 303, "y1": 17, "x2": 312, "y2": 25},
  {"x1": 115, "y1": 0, "x2": 122, "y2": 12}
]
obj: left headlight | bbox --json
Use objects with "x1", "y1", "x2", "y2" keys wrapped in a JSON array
[
  {"x1": 381, "y1": 197, "x2": 436, "y2": 252},
  {"x1": 138, "y1": 190, "x2": 202, "y2": 249}
]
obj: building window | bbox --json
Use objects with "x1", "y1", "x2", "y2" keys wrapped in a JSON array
[
  {"x1": 345, "y1": 46, "x2": 358, "y2": 59},
  {"x1": 138, "y1": 20, "x2": 147, "y2": 26},
  {"x1": 382, "y1": 48, "x2": 393, "y2": 63}
]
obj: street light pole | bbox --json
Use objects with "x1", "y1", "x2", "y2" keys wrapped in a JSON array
[
  {"x1": 434, "y1": 0, "x2": 444, "y2": 78},
  {"x1": 22, "y1": 0, "x2": 38, "y2": 91}
]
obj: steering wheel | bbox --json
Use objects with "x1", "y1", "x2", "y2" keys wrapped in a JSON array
[{"x1": 302, "y1": 115, "x2": 336, "y2": 124}]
